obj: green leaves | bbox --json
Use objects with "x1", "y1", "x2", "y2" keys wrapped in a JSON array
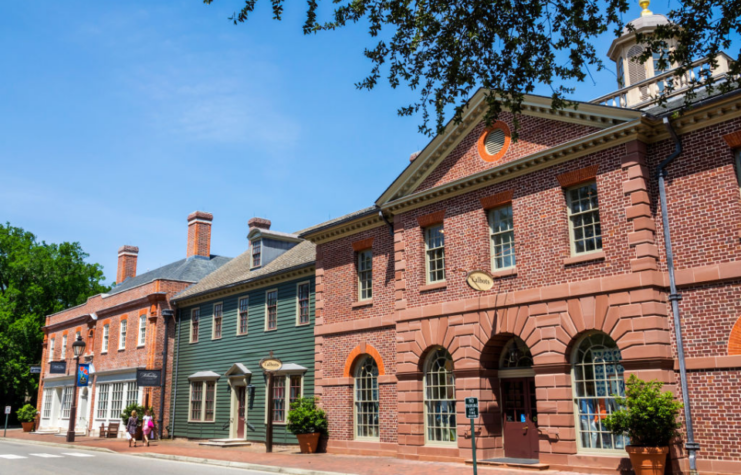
[
  {"x1": 602, "y1": 374, "x2": 683, "y2": 447},
  {"x1": 286, "y1": 396, "x2": 328, "y2": 435},
  {"x1": 16, "y1": 404, "x2": 38, "y2": 423}
]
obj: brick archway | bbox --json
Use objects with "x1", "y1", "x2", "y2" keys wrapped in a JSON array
[
  {"x1": 729, "y1": 316, "x2": 741, "y2": 355},
  {"x1": 342, "y1": 343, "x2": 386, "y2": 377}
]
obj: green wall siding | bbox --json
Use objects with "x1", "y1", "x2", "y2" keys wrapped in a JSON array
[{"x1": 172, "y1": 276, "x2": 315, "y2": 444}]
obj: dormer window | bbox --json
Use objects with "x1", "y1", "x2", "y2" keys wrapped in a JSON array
[{"x1": 252, "y1": 240, "x2": 262, "y2": 268}]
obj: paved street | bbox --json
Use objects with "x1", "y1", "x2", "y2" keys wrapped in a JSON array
[{"x1": 0, "y1": 440, "x2": 274, "y2": 475}]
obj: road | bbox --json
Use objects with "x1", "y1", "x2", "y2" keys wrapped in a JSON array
[{"x1": 0, "y1": 439, "x2": 274, "y2": 475}]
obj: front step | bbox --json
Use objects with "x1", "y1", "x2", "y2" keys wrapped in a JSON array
[
  {"x1": 53, "y1": 431, "x2": 86, "y2": 437},
  {"x1": 466, "y1": 458, "x2": 550, "y2": 471},
  {"x1": 35, "y1": 429, "x2": 60, "y2": 435},
  {"x1": 199, "y1": 438, "x2": 252, "y2": 448}
]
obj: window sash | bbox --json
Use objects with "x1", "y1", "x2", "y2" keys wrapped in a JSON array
[
  {"x1": 204, "y1": 382, "x2": 216, "y2": 421},
  {"x1": 49, "y1": 338, "x2": 55, "y2": 361},
  {"x1": 354, "y1": 357, "x2": 379, "y2": 439},
  {"x1": 119, "y1": 320, "x2": 127, "y2": 350},
  {"x1": 298, "y1": 284, "x2": 310, "y2": 325},
  {"x1": 252, "y1": 240, "x2": 262, "y2": 267},
  {"x1": 190, "y1": 383, "x2": 203, "y2": 421},
  {"x1": 567, "y1": 182, "x2": 603, "y2": 255},
  {"x1": 61, "y1": 387, "x2": 72, "y2": 419},
  {"x1": 424, "y1": 350, "x2": 457, "y2": 444},
  {"x1": 489, "y1": 205, "x2": 516, "y2": 269},
  {"x1": 96, "y1": 384, "x2": 110, "y2": 419},
  {"x1": 238, "y1": 298, "x2": 249, "y2": 334},
  {"x1": 110, "y1": 382, "x2": 124, "y2": 420},
  {"x1": 358, "y1": 250, "x2": 373, "y2": 300},
  {"x1": 213, "y1": 303, "x2": 223, "y2": 339},
  {"x1": 425, "y1": 225, "x2": 445, "y2": 283},
  {"x1": 103, "y1": 325, "x2": 109, "y2": 352},
  {"x1": 126, "y1": 382, "x2": 139, "y2": 408},
  {"x1": 266, "y1": 290, "x2": 278, "y2": 330},
  {"x1": 42, "y1": 389, "x2": 52, "y2": 418},
  {"x1": 191, "y1": 309, "x2": 200, "y2": 343},
  {"x1": 138, "y1": 315, "x2": 146, "y2": 346},
  {"x1": 61, "y1": 335, "x2": 67, "y2": 359},
  {"x1": 273, "y1": 377, "x2": 286, "y2": 422}
]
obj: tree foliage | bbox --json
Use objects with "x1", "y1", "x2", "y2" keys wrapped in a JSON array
[
  {"x1": 0, "y1": 224, "x2": 109, "y2": 420},
  {"x1": 287, "y1": 396, "x2": 328, "y2": 435},
  {"x1": 205, "y1": 0, "x2": 740, "y2": 137}
]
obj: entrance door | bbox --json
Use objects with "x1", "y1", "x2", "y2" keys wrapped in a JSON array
[
  {"x1": 76, "y1": 388, "x2": 88, "y2": 433},
  {"x1": 501, "y1": 378, "x2": 539, "y2": 459},
  {"x1": 236, "y1": 387, "x2": 246, "y2": 439}
]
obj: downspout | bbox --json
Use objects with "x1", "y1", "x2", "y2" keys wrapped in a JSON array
[
  {"x1": 658, "y1": 116, "x2": 699, "y2": 475},
  {"x1": 158, "y1": 309, "x2": 173, "y2": 440},
  {"x1": 378, "y1": 209, "x2": 394, "y2": 236},
  {"x1": 169, "y1": 307, "x2": 181, "y2": 439}
]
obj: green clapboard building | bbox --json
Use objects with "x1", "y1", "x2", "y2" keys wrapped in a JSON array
[{"x1": 169, "y1": 218, "x2": 315, "y2": 444}]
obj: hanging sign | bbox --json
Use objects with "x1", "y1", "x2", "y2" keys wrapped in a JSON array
[
  {"x1": 260, "y1": 357, "x2": 282, "y2": 372},
  {"x1": 465, "y1": 397, "x2": 479, "y2": 419},
  {"x1": 137, "y1": 369, "x2": 162, "y2": 387},
  {"x1": 466, "y1": 271, "x2": 495, "y2": 292},
  {"x1": 49, "y1": 361, "x2": 66, "y2": 374},
  {"x1": 29, "y1": 366, "x2": 42, "y2": 374},
  {"x1": 77, "y1": 364, "x2": 90, "y2": 387}
]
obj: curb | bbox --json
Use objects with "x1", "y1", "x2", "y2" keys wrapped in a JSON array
[
  {"x1": 0, "y1": 436, "x2": 117, "y2": 454},
  {"x1": 131, "y1": 452, "x2": 355, "y2": 475}
]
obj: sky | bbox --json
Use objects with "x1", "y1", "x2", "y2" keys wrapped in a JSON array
[{"x1": 0, "y1": 1, "x2": 734, "y2": 285}]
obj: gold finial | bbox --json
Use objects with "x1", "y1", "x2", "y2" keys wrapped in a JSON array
[{"x1": 639, "y1": 0, "x2": 653, "y2": 16}]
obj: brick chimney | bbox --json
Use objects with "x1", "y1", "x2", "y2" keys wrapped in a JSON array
[
  {"x1": 248, "y1": 217, "x2": 271, "y2": 231},
  {"x1": 116, "y1": 245, "x2": 139, "y2": 284},
  {"x1": 187, "y1": 211, "x2": 213, "y2": 258}
]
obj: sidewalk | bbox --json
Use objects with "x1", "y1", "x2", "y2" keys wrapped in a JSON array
[{"x1": 2, "y1": 431, "x2": 582, "y2": 475}]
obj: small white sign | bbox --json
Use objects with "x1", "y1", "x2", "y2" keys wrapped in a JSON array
[{"x1": 4, "y1": 406, "x2": 10, "y2": 415}]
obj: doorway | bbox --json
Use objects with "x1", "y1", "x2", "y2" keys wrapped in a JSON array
[
  {"x1": 76, "y1": 387, "x2": 89, "y2": 433},
  {"x1": 501, "y1": 377, "x2": 539, "y2": 460},
  {"x1": 236, "y1": 386, "x2": 246, "y2": 439}
]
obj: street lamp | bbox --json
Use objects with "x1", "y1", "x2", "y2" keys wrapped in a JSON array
[{"x1": 66, "y1": 335, "x2": 86, "y2": 443}]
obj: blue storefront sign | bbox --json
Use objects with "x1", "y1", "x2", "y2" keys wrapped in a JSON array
[{"x1": 77, "y1": 363, "x2": 90, "y2": 387}]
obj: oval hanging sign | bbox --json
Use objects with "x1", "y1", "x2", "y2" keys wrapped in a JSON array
[
  {"x1": 466, "y1": 270, "x2": 495, "y2": 291},
  {"x1": 260, "y1": 358, "x2": 283, "y2": 372}
]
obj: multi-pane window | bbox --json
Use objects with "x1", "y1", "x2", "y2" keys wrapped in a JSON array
[
  {"x1": 213, "y1": 303, "x2": 223, "y2": 339},
  {"x1": 273, "y1": 377, "x2": 286, "y2": 422},
  {"x1": 126, "y1": 382, "x2": 139, "y2": 407},
  {"x1": 266, "y1": 290, "x2": 278, "y2": 330},
  {"x1": 138, "y1": 314, "x2": 147, "y2": 346},
  {"x1": 61, "y1": 334, "x2": 67, "y2": 359},
  {"x1": 567, "y1": 182, "x2": 603, "y2": 255},
  {"x1": 573, "y1": 333, "x2": 628, "y2": 452},
  {"x1": 190, "y1": 382, "x2": 203, "y2": 421},
  {"x1": 358, "y1": 250, "x2": 373, "y2": 300},
  {"x1": 191, "y1": 309, "x2": 200, "y2": 343},
  {"x1": 425, "y1": 348, "x2": 457, "y2": 444},
  {"x1": 110, "y1": 382, "x2": 124, "y2": 419},
  {"x1": 119, "y1": 320, "x2": 127, "y2": 350},
  {"x1": 252, "y1": 239, "x2": 262, "y2": 268},
  {"x1": 48, "y1": 337, "x2": 55, "y2": 361},
  {"x1": 102, "y1": 325, "x2": 110, "y2": 353},
  {"x1": 238, "y1": 297, "x2": 249, "y2": 335},
  {"x1": 297, "y1": 283, "x2": 310, "y2": 325},
  {"x1": 96, "y1": 384, "x2": 110, "y2": 419},
  {"x1": 425, "y1": 225, "x2": 445, "y2": 283},
  {"x1": 42, "y1": 389, "x2": 52, "y2": 418},
  {"x1": 290, "y1": 375, "x2": 302, "y2": 405},
  {"x1": 61, "y1": 387, "x2": 72, "y2": 419},
  {"x1": 204, "y1": 382, "x2": 216, "y2": 421},
  {"x1": 489, "y1": 205, "x2": 516, "y2": 269},
  {"x1": 355, "y1": 356, "x2": 380, "y2": 439}
]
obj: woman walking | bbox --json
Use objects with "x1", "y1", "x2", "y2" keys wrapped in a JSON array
[
  {"x1": 127, "y1": 410, "x2": 139, "y2": 448},
  {"x1": 142, "y1": 409, "x2": 153, "y2": 447}
]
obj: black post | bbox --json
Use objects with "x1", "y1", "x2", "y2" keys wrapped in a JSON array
[
  {"x1": 159, "y1": 309, "x2": 173, "y2": 440},
  {"x1": 66, "y1": 355, "x2": 80, "y2": 443},
  {"x1": 266, "y1": 372, "x2": 274, "y2": 453}
]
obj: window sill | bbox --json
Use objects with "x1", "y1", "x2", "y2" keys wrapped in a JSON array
[
  {"x1": 211, "y1": 337, "x2": 222, "y2": 341},
  {"x1": 420, "y1": 281, "x2": 447, "y2": 292},
  {"x1": 236, "y1": 332, "x2": 249, "y2": 337},
  {"x1": 352, "y1": 300, "x2": 373, "y2": 309},
  {"x1": 101, "y1": 352, "x2": 108, "y2": 355},
  {"x1": 296, "y1": 322, "x2": 311, "y2": 327},
  {"x1": 137, "y1": 344, "x2": 145, "y2": 348},
  {"x1": 265, "y1": 328, "x2": 278, "y2": 332},
  {"x1": 490, "y1": 267, "x2": 517, "y2": 278},
  {"x1": 118, "y1": 348, "x2": 125, "y2": 352},
  {"x1": 563, "y1": 250, "x2": 605, "y2": 266}
]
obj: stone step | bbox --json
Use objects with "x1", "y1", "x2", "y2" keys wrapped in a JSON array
[
  {"x1": 53, "y1": 431, "x2": 86, "y2": 437},
  {"x1": 199, "y1": 439, "x2": 252, "y2": 448},
  {"x1": 466, "y1": 458, "x2": 551, "y2": 471}
]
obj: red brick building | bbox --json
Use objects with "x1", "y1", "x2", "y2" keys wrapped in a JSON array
[
  {"x1": 299, "y1": 9, "x2": 741, "y2": 475},
  {"x1": 36, "y1": 212, "x2": 229, "y2": 438}
]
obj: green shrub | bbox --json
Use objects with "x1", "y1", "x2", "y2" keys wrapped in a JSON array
[
  {"x1": 603, "y1": 374, "x2": 682, "y2": 447},
  {"x1": 287, "y1": 397, "x2": 328, "y2": 435},
  {"x1": 120, "y1": 403, "x2": 153, "y2": 425},
  {"x1": 16, "y1": 404, "x2": 38, "y2": 423}
]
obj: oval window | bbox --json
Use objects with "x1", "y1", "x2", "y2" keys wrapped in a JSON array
[{"x1": 477, "y1": 121, "x2": 511, "y2": 162}]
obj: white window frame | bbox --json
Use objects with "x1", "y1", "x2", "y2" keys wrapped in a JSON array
[
  {"x1": 48, "y1": 337, "x2": 55, "y2": 361},
  {"x1": 190, "y1": 308, "x2": 200, "y2": 343},
  {"x1": 423, "y1": 347, "x2": 457, "y2": 446},
  {"x1": 61, "y1": 334, "x2": 67, "y2": 359},
  {"x1": 188, "y1": 380, "x2": 218, "y2": 423},
  {"x1": 424, "y1": 225, "x2": 446, "y2": 284},
  {"x1": 265, "y1": 289, "x2": 278, "y2": 331},
  {"x1": 212, "y1": 302, "x2": 223, "y2": 340},
  {"x1": 296, "y1": 282, "x2": 311, "y2": 326},
  {"x1": 566, "y1": 181, "x2": 603, "y2": 256},
  {"x1": 265, "y1": 373, "x2": 304, "y2": 425},
  {"x1": 42, "y1": 389, "x2": 52, "y2": 419},
  {"x1": 237, "y1": 297, "x2": 249, "y2": 335},
  {"x1": 96, "y1": 383, "x2": 110, "y2": 419},
  {"x1": 489, "y1": 204, "x2": 516, "y2": 270},
  {"x1": 251, "y1": 239, "x2": 262, "y2": 269},
  {"x1": 357, "y1": 249, "x2": 373, "y2": 301},
  {"x1": 102, "y1": 325, "x2": 109, "y2": 353},
  {"x1": 94, "y1": 380, "x2": 139, "y2": 422},
  {"x1": 60, "y1": 386, "x2": 73, "y2": 419},
  {"x1": 138, "y1": 314, "x2": 147, "y2": 347},
  {"x1": 354, "y1": 355, "x2": 380, "y2": 440},
  {"x1": 119, "y1": 319, "x2": 127, "y2": 350}
]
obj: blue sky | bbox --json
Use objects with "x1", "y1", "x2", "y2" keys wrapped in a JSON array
[{"x1": 0, "y1": 1, "x2": 729, "y2": 284}]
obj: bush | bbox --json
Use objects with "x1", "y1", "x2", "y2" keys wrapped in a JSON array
[
  {"x1": 287, "y1": 397, "x2": 328, "y2": 436},
  {"x1": 603, "y1": 374, "x2": 682, "y2": 447},
  {"x1": 16, "y1": 404, "x2": 38, "y2": 423},
  {"x1": 120, "y1": 403, "x2": 153, "y2": 425}
]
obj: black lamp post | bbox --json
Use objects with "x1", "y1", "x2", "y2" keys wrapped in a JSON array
[{"x1": 66, "y1": 335, "x2": 86, "y2": 443}]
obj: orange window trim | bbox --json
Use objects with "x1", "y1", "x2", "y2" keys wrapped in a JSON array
[
  {"x1": 343, "y1": 343, "x2": 386, "y2": 377},
  {"x1": 476, "y1": 121, "x2": 512, "y2": 163}
]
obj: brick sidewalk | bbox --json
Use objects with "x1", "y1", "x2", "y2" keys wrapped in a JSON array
[{"x1": 3, "y1": 431, "x2": 583, "y2": 475}]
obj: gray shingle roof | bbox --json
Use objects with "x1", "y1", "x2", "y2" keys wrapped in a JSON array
[
  {"x1": 172, "y1": 240, "x2": 315, "y2": 302},
  {"x1": 296, "y1": 206, "x2": 378, "y2": 237},
  {"x1": 107, "y1": 255, "x2": 232, "y2": 296}
]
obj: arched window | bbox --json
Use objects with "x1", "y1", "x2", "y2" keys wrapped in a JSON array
[
  {"x1": 354, "y1": 355, "x2": 379, "y2": 439},
  {"x1": 572, "y1": 333, "x2": 628, "y2": 452},
  {"x1": 424, "y1": 348, "x2": 457, "y2": 444},
  {"x1": 499, "y1": 337, "x2": 533, "y2": 369}
]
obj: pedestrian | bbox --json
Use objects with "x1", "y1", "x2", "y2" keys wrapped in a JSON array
[
  {"x1": 142, "y1": 409, "x2": 153, "y2": 447},
  {"x1": 127, "y1": 410, "x2": 139, "y2": 448}
]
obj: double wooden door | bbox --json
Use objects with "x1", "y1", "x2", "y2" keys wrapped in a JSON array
[{"x1": 501, "y1": 378, "x2": 539, "y2": 459}]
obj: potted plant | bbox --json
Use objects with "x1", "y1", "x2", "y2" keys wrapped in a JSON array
[
  {"x1": 16, "y1": 404, "x2": 38, "y2": 432},
  {"x1": 287, "y1": 397, "x2": 328, "y2": 454},
  {"x1": 603, "y1": 375, "x2": 683, "y2": 475},
  {"x1": 121, "y1": 403, "x2": 153, "y2": 441}
]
